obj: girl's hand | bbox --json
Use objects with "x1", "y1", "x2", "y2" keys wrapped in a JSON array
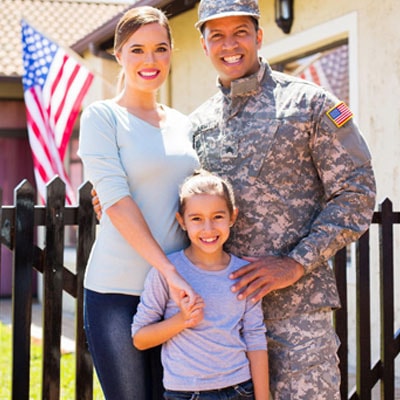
[{"x1": 178, "y1": 293, "x2": 205, "y2": 328}]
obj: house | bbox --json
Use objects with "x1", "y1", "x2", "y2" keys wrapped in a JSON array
[
  {"x1": 1, "y1": 0, "x2": 399, "y2": 378},
  {"x1": 0, "y1": 0, "x2": 130, "y2": 296}
]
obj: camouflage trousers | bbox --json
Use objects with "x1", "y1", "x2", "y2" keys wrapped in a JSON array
[{"x1": 265, "y1": 308, "x2": 340, "y2": 400}]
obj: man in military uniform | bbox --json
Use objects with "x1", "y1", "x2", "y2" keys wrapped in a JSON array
[{"x1": 191, "y1": 0, "x2": 376, "y2": 398}]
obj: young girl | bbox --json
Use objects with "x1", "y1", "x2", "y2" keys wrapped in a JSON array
[{"x1": 132, "y1": 170, "x2": 270, "y2": 400}]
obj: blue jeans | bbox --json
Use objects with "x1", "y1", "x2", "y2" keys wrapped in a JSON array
[
  {"x1": 163, "y1": 379, "x2": 254, "y2": 400},
  {"x1": 84, "y1": 289, "x2": 163, "y2": 400}
]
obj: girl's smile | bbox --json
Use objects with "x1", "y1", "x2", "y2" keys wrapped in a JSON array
[{"x1": 176, "y1": 193, "x2": 238, "y2": 270}]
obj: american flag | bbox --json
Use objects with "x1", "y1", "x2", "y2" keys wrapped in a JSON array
[
  {"x1": 296, "y1": 45, "x2": 349, "y2": 105},
  {"x1": 21, "y1": 19, "x2": 94, "y2": 204},
  {"x1": 327, "y1": 102, "x2": 353, "y2": 128}
]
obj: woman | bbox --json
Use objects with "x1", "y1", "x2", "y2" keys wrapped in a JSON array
[{"x1": 78, "y1": 6, "x2": 200, "y2": 399}]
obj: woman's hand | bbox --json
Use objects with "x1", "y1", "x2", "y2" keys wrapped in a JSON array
[
  {"x1": 91, "y1": 188, "x2": 102, "y2": 221},
  {"x1": 164, "y1": 268, "x2": 203, "y2": 308}
]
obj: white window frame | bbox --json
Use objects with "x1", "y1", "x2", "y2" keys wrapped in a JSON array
[{"x1": 260, "y1": 12, "x2": 359, "y2": 117}]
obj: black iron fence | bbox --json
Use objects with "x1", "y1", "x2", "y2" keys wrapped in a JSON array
[{"x1": 1, "y1": 177, "x2": 399, "y2": 399}]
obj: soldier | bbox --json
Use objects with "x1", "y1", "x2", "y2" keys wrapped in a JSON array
[{"x1": 190, "y1": 0, "x2": 376, "y2": 398}]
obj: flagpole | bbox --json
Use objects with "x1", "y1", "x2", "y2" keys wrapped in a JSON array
[{"x1": 292, "y1": 53, "x2": 324, "y2": 77}]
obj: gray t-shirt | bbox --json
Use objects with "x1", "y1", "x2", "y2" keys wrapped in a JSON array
[{"x1": 131, "y1": 250, "x2": 267, "y2": 391}]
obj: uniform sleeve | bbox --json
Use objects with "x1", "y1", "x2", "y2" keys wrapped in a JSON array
[
  {"x1": 241, "y1": 298, "x2": 267, "y2": 351},
  {"x1": 78, "y1": 102, "x2": 131, "y2": 211},
  {"x1": 131, "y1": 268, "x2": 169, "y2": 338},
  {"x1": 289, "y1": 91, "x2": 376, "y2": 274}
]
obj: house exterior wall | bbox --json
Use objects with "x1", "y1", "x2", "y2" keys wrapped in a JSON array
[{"x1": 0, "y1": 136, "x2": 36, "y2": 295}]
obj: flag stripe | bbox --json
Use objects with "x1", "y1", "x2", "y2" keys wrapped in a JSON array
[
  {"x1": 25, "y1": 90, "x2": 56, "y2": 169},
  {"x1": 296, "y1": 45, "x2": 349, "y2": 105},
  {"x1": 21, "y1": 20, "x2": 93, "y2": 204},
  {"x1": 52, "y1": 65, "x2": 79, "y2": 147},
  {"x1": 58, "y1": 72, "x2": 94, "y2": 158},
  {"x1": 327, "y1": 102, "x2": 353, "y2": 127}
]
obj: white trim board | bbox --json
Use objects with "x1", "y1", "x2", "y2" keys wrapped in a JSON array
[{"x1": 260, "y1": 12, "x2": 359, "y2": 116}]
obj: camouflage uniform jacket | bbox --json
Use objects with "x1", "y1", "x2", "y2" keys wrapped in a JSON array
[{"x1": 190, "y1": 59, "x2": 376, "y2": 320}]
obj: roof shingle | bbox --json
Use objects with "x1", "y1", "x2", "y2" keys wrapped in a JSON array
[{"x1": 0, "y1": 0, "x2": 130, "y2": 77}]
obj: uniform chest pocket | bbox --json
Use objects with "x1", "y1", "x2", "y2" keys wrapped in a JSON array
[
  {"x1": 234, "y1": 119, "x2": 281, "y2": 178},
  {"x1": 193, "y1": 119, "x2": 281, "y2": 179},
  {"x1": 193, "y1": 122, "x2": 220, "y2": 170}
]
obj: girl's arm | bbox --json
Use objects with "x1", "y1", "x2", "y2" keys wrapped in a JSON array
[
  {"x1": 133, "y1": 312, "x2": 186, "y2": 350},
  {"x1": 247, "y1": 350, "x2": 270, "y2": 400},
  {"x1": 133, "y1": 293, "x2": 204, "y2": 350},
  {"x1": 106, "y1": 196, "x2": 196, "y2": 305},
  {"x1": 240, "y1": 293, "x2": 269, "y2": 399}
]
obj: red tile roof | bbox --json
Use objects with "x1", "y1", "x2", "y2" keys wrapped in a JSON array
[{"x1": 0, "y1": 0, "x2": 130, "y2": 77}]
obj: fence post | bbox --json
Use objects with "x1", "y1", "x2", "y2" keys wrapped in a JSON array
[
  {"x1": 11, "y1": 180, "x2": 35, "y2": 400},
  {"x1": 75, "y1": 182, "x2": 97, "y2": 400},
  {"x1": 41, "y1": 177, "x2": 65, "y2": 400},
  {"x1": 333, "y1": 246, "x2": 349, "y2": 399},
  {"x1": 379, "y1": 198, "x2": 395, "y2": 399},
  {"x1": 355, "y1": 229, "x2": 372, "y2": 399},
  {"x1": 0, "y1": 186, "x2": 2, "y2": 267}
]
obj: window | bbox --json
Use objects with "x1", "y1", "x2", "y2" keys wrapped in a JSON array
[
  {"x1": 260, "y1": 11, "x2": 358, "y2": 114},
  {"x1": 271, "y1": 42, "x2": 349, "y2": 104}
]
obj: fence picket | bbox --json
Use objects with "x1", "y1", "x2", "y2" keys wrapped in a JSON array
[
  {"x1": 333, "y1": 247, "x2": 349, "y2": 399},
  {"x1": 380, "y1": 199, "x2": 395, "y2": 399},
  {"x1": 42, "y1": 177, "x2": 65, "y2": 400},
  {"x1": 11, "y1": 180, "x2": 35, "y2": 400},
  {"x1": 75, "y1": 182, "x2": 97, "y2": 400},
  {"x1": 356, "y1": 230, "x2": 372, "y2": 399}
]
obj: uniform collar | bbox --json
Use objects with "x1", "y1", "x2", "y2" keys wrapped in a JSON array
[{"x1": 218, "y1": 58, "x2": 269, "y2": 97}]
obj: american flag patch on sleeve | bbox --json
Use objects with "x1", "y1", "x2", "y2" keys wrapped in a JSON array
[{"x1": 326, "y1": 102, "x2": 353, "y2": 128}]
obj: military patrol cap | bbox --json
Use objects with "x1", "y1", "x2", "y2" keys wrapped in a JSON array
[{"x1": 195, "y1": 0, "x2": 260, "y2": 31}]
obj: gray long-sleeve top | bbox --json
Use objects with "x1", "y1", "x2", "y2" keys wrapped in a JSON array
[{"x1": 132, "y1": 251, "x2": 267, "y2": 391}]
